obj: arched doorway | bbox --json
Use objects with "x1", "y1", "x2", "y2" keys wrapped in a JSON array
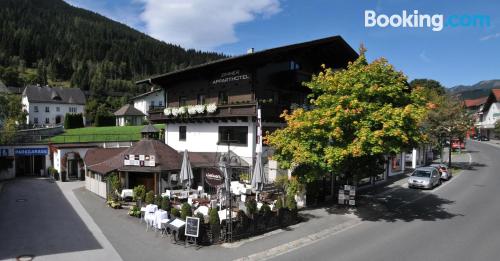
[{"x1": 55, "y1": 115, "x2": 62, "y2": 124}]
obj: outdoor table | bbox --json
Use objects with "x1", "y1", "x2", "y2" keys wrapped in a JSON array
[
  {"x1": 153, "y1": 210, "x2": 169, "y2": 231},
  {"x1": 166, "y1": 218, "x2": 186, "y2": 242}
]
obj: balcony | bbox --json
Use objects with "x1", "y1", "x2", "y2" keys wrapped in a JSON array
[{"x1": 148, "y1": 102, "x2": 258, "y2": 123}]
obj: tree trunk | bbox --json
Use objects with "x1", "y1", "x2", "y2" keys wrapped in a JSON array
[{"x1": 448, "y1": 137, "x2": 452, "y2": 168}]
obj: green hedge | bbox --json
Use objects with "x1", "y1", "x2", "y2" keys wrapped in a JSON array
[
  {"x1": 94, "y1": 114, "x2": 115, "y2": 127},
  {"x1": 64, "y1": 113, "x2": 84, "y2": 129}
]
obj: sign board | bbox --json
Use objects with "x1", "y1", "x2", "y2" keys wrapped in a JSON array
[
  {"x1": 184, "y1": 217, "x2": 200, "y2": 238},
  {"x1": 211, "y1": 70, "x2": 250, "y2": 85},
  {"x1": 124, "y1": 154, "x2": 155, "y2": 167},
  {"x1": 338, "y1": 185, "x2": 356, "y2": 206},
  {"x1": 0, "y1": 149, "x2": 8, "y2": 157},
  {"x1": 14, "y1": 148, "x2": 48, "y2": 156},
  {"x1": 204, "y1": 167, "x2": 225, "y2": 187}
]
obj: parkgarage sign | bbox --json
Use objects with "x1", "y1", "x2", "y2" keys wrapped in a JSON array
[{"x1": 14, "y1": 148, "x2": 48, "y2": 156}]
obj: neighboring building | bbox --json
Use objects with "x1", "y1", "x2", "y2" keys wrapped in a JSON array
[
  {"x1": 476, "y1": 89, "x2": 500, "y2": 138},
  {"x1": 463, "y1": 96, "x2": 487, "y2": 138},
  {"x1": 114, "y1": 104, "x2": 146, "y2": 126},
  {"x1": 22, "y1": 85, "x2": 86, "y2": 126},
  {"x1": 131, "y1": 88, "x2": 165, "y2": 116}
]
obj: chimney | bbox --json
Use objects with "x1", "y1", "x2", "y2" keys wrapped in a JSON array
[{"x1": 247, "y1": 48, "x2": 254, "y2": 54}]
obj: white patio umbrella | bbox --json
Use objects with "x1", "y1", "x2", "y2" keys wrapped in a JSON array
[
  {"x1": 179, "y1": 150, "x2": 193, "y2": 192},
  {"x1": 251, "y1": 152, "x2": 266, "y2": 192}
]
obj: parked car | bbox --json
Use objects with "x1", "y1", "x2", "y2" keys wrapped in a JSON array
[
  {"x1": 408, "y1": 167, "x2": 441, "y2": 189},
  {"x1": 479, "y1": 136, "x2": 489, "y2": 141},
  {"x1": 429, "y1": 163, "x2": 452, "y2": 180},
  {"x1": 451, "y1": 139, "x2": 465, "y2": 150}
]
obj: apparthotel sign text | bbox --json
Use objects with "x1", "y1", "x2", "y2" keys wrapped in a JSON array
[{"x1": 212, "y1": 70, "x2": 250, "y2": 85}]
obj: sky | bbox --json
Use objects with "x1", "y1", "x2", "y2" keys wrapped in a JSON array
[{"x1": 64, "y1": 0, "x2": 500, "y2": 87}]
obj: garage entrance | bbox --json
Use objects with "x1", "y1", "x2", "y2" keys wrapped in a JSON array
[{"x1": 14, "y1": 148, "x2": 48, "y2": 176}]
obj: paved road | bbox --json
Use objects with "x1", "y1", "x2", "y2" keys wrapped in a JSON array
[
  {"x1": 0, "y1": 178, "x2": 102, "y2": 260},
  {"x1": 272, "y1": 140, "x2": 500, "y2": 261}
]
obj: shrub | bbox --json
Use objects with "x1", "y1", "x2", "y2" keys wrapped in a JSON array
[
  {"x1": 145, "y1": 191, "x2": 155, "y2": 204},
  {"x1": 64, "y1": 113, "x2": 84, "y2": 129},
  {"x1": 181, "y1": 202, "x2": 192, "y2": 220},
  {"x1": 209, "y1": 208, "x2": 219, "y2": 226},
  {"x1": 154, "y1": 194, "x2": 162, "y2": 206},
  {"x1": 94, "y1": 113, "x2": 115, "y2": 127},
  {"x1": 275, "y1": 197, "x2": 284, "y2": 210},
  {"x1": 160, "y1": 197, "x2": 170, "y2": 211},
  {"x1": 171, "y1": 208, "x2": 180, "y2": 218},
  {"x1": 109, "y1": 173, "x2": 122, "y2": 194},
  {"x1": 259, "y1": 203, "x2": 271, "y2": 216},
  {"x1": 196, "y1": 213, "x2": 205, "y2": 224},
  {"x1": 128, "y1": 206, "x2": 141, "y2": 217},
  {"x1": 286, "y1": 195, "x2": 297, "y2": 211},
  {"x1": 133, "y1": 185, "x2": 146, "y2": 202},
  {"x1": 245, "y1": 199, "x2": 257, "y2": 217}
]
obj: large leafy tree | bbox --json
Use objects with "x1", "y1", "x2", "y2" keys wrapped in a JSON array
[
  {"x1": 420, "y1": 93, "x2": 472, "y2": 166},
  {"x1": 266, "y1": 50, "x2": 426, "y2": 183},
  {"x1": 409, "y1": 79, "x2": 446, "y2": 95}
]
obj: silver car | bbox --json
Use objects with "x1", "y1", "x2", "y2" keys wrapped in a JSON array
[
  {"x1": 408, "y1": 167, "x2": 441, "y2": 189},
  {"x1": 430, "y1": 163, "x2": 452, "y2": 180}
]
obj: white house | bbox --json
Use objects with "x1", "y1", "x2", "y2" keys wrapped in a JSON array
[
  {"x1": 114, "y1": 104, "x2": 146, "y2": 126},
  {"x1": 476, "y1": 89, "x2": 500, "y2": 138},
  {"x1": 131, "y1": 88, "x2": 165, "y2": 116},
  {"x1": 22, "y1": 85, "x2": 86, "y2": 126}
]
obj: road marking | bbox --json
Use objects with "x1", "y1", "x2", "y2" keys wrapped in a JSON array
[{"x1": 233, "y1": 218, "x2": 362, "y2": 261}]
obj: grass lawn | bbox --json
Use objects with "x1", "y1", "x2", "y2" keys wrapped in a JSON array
[{"x1": 48, "y1": 124, "x2": 165, "y2": 143}]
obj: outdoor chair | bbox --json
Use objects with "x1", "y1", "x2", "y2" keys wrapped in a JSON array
[{"x1": 144, "y1": 204, "x2": 158, "y2": 231}]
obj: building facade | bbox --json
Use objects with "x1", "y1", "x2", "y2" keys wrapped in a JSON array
[
  {"x1": 22, "y1": 85, "x2": 86, "y2": 126},
  {"x1": 475, "y1": 89, "x2": 500, "y2": 138},
  {"x1": 131, "y1": 88, "x2": 165, "y2": 116}
]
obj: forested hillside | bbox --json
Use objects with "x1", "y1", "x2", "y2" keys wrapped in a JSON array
[{"x1": 0, "y1": 0, "x2": 225, "y2": 122}]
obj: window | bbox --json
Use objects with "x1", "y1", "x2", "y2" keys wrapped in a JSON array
[
  {"x1": 69, "y1": 107, "x2": 77, "y2": 113},
  {"x1": 34, "y1": 106, "x2": 39, "y2": 112},
  {"x1": 34, "y1": 117, "x2": 38, "y2": 124},
  {"x1": 179, "y1": 126, "x2": 186, "y2": 141},
  {"x1": 179, "y1": 96, "x2": 187, "y2": 106},
  {"x1": 150, "y1": 100, "x2": 155, "y2": 107},
  {"x1": 45, "y1": 106, "x2": 50, "y2": 113},
  {"x1": 197, "y1": 94, "x2": 206, "y2": 105},
  {"x1": 218, "y1": 91, "x2": 228, "y2": 105},
  {"x1": 45, "y1": 117, "x2": 50, "y2": 124},
  {"x1": 159, "y1": 101, "x2": 163, "y2": 107},
  {"x1": 218, "y1": 126, "x2": 248, "y2": 145},
  {"x1": 56, "y1": 107, "x2": 60, "y2": 112}
]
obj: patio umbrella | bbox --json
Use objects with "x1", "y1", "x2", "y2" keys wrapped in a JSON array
[
  {"x1": 251, "y1": 152, "x2": 266, "y2": 192},
  {"x1": 179, "y1": 150, "x2": 193, "y2": 191}
]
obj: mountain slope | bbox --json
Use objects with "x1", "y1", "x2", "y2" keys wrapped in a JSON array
[
  {"x1": 449, "y1": 79, "x2": 500, "y2": 99},
  {"x1": 0, "y1": 0, "x2": 225, "y2": 95}
]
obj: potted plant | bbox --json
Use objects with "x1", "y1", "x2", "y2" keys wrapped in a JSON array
[
  {"x1": 171, "y1": 208, "x2": 180, "y2": 218},
  {"x1": 161, "y1": 197, "x2": 171, "y2": 212},
  {"x1": 181, "y1": 202, "x2": 192, "y2": 220},
  {"x1": 145, "y1": 190, "x2": 154, "y2": 205},
  {"x1": 208, "y1": 208, "x2": 220, "y2": 244},
  {"x1": 61, "y1": 171, "x2": 67, "y2": 182},
  {"x1": 133, "y1": 185, "x2": 146, "y2": 207},
  {"x1": 79, "y1": 168, "x2": 85, "y2": 181}
]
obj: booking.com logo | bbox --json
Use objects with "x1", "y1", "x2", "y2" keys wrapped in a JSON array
[{"x1": 365, "y1": 10, "x2": 490, "y2": 31}]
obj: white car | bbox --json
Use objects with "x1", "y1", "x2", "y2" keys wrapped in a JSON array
[
  {"x1": 408, "y1": 167, "x2": 441, "y2": 189},
  {"x1": 430, "y1": 163, "x2": 452, "y2": 180}
]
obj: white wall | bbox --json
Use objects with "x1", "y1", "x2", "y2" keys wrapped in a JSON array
[
  {"x1": 133, "y1": 89, "x2": 165, "y2": 115},
  {"x1": 54, "y1": 148, "x2": 92, "y2": 176},
  {"x1": 166, "y1": 120, "x2": 256, "y2": 163},
  {"x1": 482, "y1": 102, "x2": 500, "y2": 127},
  {"x1": 23, "y1": 98, "x2": 85, "y2": 125}
]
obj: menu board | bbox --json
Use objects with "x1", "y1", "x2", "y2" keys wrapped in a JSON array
[
  {"x1": 184, "y1": 217, "x2": 200, "y2": 238},
  {"x1": 338, "y1": 185, "x2": 356, "y2": 206}
]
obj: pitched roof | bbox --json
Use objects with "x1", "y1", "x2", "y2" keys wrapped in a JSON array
[
  {"x1": 136, "y1": 35, "x2": 358, "y2": 86},
  {"x1": 464, "y1": 97, "x2": 487, "y2": 108},
  {"x1": 481, "y1": 89, "x2": 500, "y2": 113},
  {"x1": 23, "y1": 85, "x2": 86, "y2": 105},
  {"x1": 114, "y1": 104, "x2": 146, "y2": 116},
  {"x1": 141, "y1": 124, "x2": 159, "y2": 133},
  {"x1": 130, "y1": 88, "x2": 162, "y2": 101},
  {"x1": 84, "y1": 147, "x2": 127, "y2": 168},
  {"x1": 85, "y1": 139, "x2": 182, "y2": 174}
]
